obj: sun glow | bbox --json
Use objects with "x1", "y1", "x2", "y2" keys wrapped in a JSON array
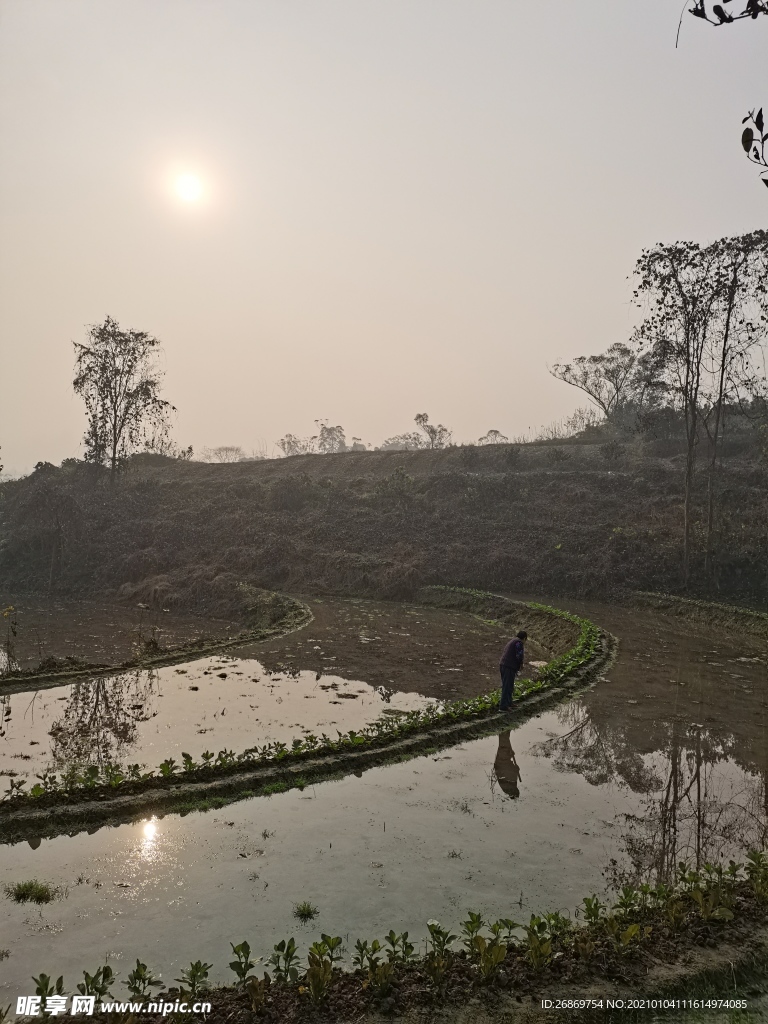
[{"x1": 174, "y1": 174, "x2": 204, "y2": 202}]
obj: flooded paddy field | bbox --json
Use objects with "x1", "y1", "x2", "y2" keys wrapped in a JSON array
[
  {"x1": 0, "y1": 657, "x2": 435, "y2": 784},
  {"x1": 0, "y1": 596, "x2": 766, "y2": 1003},
  {"x1": 0, "y1": 598, "x2": 550, "y2": 784}
]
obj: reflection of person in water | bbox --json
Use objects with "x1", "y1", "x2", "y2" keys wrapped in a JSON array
[{"x1": 494, "y1": 730, "x2": 522, "y2": 799}]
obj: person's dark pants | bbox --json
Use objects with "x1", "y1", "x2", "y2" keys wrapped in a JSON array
[{"x1": 499, "y1": 665, "x2": 517, "y2": 709}]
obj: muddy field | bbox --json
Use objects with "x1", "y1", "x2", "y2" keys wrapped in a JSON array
[
  {"x1": 0, "y1": 596, "x2": 239, "y2": 671},
  {"x1": 242, "y1": 597, "x2": 551, "y2": 700}
]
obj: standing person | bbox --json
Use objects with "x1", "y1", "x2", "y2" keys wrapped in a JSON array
[{"x1": 498, "y1": 630, "x2": 527, "y2": 711}]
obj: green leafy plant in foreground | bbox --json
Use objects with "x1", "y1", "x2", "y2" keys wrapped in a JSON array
[
  {"x1": 13, "y1": 850, "x2": 768, "y2": 1018},
  {"x1": 77, "y1": 965, "x2": 115, "y2": 1000},
  {"x1": 384, "y1": 930, "x2": 414, "y2": 963},
  {"x1": 301, "y1": 950, "x2": 333, "y2": 1006},
  {"x1": 268, "y1": 938, "x2": 300, "y2": 984},
  {"x1": 124, "y1": 960, "x2": 162, "y2": 1000},
  {"x1": 228, "y1": 942, "x2": 256, "y2": 986},
  {"x1": 175, "y1": 960, "x2": 213, "y2": 997},
  {"x1": 523, "y1": 916, "x2": 552, "y2": 970},
  {"x1": 32, "y1": 974, "x2": 65, "y2": 1003}
]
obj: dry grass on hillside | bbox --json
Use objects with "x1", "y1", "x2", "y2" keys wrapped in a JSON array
[{"x1": 0, "y1": 438, "x2": 765, "y2": 610}]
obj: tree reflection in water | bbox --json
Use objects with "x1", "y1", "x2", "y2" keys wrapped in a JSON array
[
  {"x1": 532, "y1": 698, "x2": 768, "y2": 886},
  {"x1": 48, "y1": 670, "x2": 159, "y2": 768}
]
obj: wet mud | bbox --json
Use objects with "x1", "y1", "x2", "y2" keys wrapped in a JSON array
[
  {"x1": 0, "y1": 596, "x2": 239, "y2": 672},
  {"x1": 237, "y1": 596, "x2": 550, "y2": 700}
]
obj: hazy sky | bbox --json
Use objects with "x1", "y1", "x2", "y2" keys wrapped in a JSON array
[{"x1": 1, "y1": 0, "x2": 766, "y2": 473}]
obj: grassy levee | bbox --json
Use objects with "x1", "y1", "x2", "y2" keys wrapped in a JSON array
[{"x1": 0, "y1": 589, "x2": 615, "y2": 844}]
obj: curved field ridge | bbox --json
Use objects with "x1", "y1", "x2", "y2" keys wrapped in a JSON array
[
  {"x1": 0, "y1": 588, "x2": 313, "y2": 695},
  {"x1": 631, "y1": 590, "x2": 768, "y2": 642},
  {"x1": 0, "y1": 588, "x2": 613, "y2": 838}
]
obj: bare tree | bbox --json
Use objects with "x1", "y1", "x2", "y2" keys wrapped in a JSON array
[
  {"x1": 199, "y1": 446, "x2": 246, "y2": 463},
  {"x1": 550, "y1": 343, "x2": 641, "y2": 417},
  {"x1": 379, "y1": 432, "x2": 425, "y2": 451},
  {"x1": 633, "y1": 240, "x2": 737, "y2": 585},
  {"x1": 699, "y1": 231, "x2": 768, "y2": 573},
  {"x1": 414, "y1": 412, "x2": 452, "y2": 449},
  {"x1": 72, "y1": 317, "x2": 174, "y2": 480},
  {"x1": 276, "y1": 433, "x2": 316, "y2": 457}
]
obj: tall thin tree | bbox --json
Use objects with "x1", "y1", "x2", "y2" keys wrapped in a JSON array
[{"x1": 73, "y1": 317, "x2": 174, "y2": 480}]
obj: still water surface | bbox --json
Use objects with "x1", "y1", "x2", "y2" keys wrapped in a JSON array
[{"x1": 0, "y1": 600, "x2": 766, "y2": 1001}]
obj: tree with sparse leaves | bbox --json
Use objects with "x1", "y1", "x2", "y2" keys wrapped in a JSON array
[
  {"x1": 632, "y1": 231, "x2": 768, "y2": 584},
  {"x1": 72, "y1": 317, "x2": 174, "y2": 480},
  {"x1": 478, "y1": 429, "x2": 509, "y2": 445},
  {"x1": 414, "y1": 412, "x2": 452, "y2": 449}
]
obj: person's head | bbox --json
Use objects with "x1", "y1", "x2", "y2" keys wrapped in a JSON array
[{"x1": 516, "y1": 630, "x2": 528, "y2": 643}]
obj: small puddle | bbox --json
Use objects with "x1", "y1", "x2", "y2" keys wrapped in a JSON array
[{"x1": 0, "y1": 656, "x2": 435, "y2": 783}]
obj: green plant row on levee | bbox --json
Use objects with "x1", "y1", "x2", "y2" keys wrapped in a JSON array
[
  {"x1": 1, "y1": 590, "x2": 603, "y2": 806},
  {"x1": 6, "y1": 853, "x2": 767, "y2": 1021}
]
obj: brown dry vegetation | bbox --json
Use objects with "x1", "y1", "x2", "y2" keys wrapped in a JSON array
[{"x1": 0, "y1": 435, "x2": 765, "y2": 612}]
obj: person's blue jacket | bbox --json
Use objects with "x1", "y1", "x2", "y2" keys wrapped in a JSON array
[{"x1": 499, "y1": 638, "x2": 524, "y2": 671}]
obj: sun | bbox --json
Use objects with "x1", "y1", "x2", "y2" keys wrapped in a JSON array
[{"x1": 174, "y1": 174, "x2": 203, "y2": 203}]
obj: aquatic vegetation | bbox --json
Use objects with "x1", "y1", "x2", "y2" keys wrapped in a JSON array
[
  {"x1": 293, "y1": 900, "x2": 319, "y2": 923},
  {"x1": 3, "y1": 879, "x2": 63, "y2": 904}
]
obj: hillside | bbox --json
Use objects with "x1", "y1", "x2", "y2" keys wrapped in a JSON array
[{"x1": 0, "y1": 436, "x2": 765, "y2": 612}]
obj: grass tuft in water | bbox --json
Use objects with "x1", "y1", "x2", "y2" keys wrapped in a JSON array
[
  {"x1": 293, "y1": 900, "x2": 319, "y2": 923},
  {"x1": 3, "y1": 879, "x2": 63, "y2": 904}
]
